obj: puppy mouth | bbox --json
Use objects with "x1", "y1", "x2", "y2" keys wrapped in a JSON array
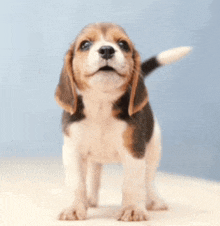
[
  {"x1": 87, "y1": 65, "x2": 124, "y2": 77},
  {"x1": 98, "y1": 66, "x2": 115, "y2": 72}
]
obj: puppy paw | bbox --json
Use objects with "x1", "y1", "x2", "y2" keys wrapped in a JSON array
[
  {"x1": 146, "y1": 198, "x2": 168, "y2": 211},
  {"x1": 58, "y1": 203, "x2": 87, "y2": 221},
  {"x1": 117, "y1": 205, "x2": 149, "y2": 221}
]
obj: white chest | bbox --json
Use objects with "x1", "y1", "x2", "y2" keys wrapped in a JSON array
[{"x1": 68, "y1": 99, "x2": 127, "y2": 164}]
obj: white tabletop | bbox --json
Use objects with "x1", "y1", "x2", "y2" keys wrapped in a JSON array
[{"x1": 1, "y1": 157, "x2": 220, "y2": 226}]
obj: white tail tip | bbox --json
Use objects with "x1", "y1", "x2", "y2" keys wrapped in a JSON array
[{"x1": 157, "y1": 46, "x2": 192, "y2": 65}]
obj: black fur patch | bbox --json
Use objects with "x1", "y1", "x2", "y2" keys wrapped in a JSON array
[
  {"x1": 141, "y1": 57, "x2": 160, "y2": 77},
  {"x1": 62, "y1": 95, "x2": 85, "y2": 135},
  {"x1": 113, "y1": 90, "x2": 154, "y2": 159}
]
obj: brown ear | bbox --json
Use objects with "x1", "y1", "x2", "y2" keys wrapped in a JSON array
[
  {"x1": 55, "y1": 44, "x2": 78, "y2": 115},
  {"x1": 128, "y1": 49, "x2": 149, "y2": 116}
]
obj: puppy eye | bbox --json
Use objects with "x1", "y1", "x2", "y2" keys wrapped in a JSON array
[
  {"x1": 80, "y1": 40, "x2": 92, "y2": 51},
  {"x1": 118, "y1": 40, "x2": 130, "y2": 52}
]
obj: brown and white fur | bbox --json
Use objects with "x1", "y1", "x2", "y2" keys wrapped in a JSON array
[{"x1": 55, "y1": 22, "x2": 191, "y2": 221}]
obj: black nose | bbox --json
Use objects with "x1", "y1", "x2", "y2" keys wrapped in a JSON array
[{"x1": 99, "y1": 46, "x2": 115, "y2": 60}]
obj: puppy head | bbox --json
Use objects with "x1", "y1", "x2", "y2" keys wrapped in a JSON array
[
  {"x1": 73, "y1": 23, "x2": 136, "y2": 93},
  {"x1": 55, "y1": 23, "x2": 148, "y2": 116}
]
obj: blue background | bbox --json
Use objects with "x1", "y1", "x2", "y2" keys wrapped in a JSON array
[{"x1": 1, "y1": 0, "x2": 219, "y2": 181}]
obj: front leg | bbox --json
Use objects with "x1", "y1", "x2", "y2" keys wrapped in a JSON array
[
  {"x1": 59, "y1": 136, "x2": 88, "y2": 221},
  {"x1": 118, "y1": 152, "x2": 149, "y2": 221}
]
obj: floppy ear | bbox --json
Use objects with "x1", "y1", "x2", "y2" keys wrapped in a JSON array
[
  {"x1": 128, "y1": 49, "x2": 149, "y2": 116},
  {"x1": 55, "y1": 44, "x2": 78, "y2": 115}
]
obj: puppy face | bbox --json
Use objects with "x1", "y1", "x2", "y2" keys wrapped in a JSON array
[
  {"x1": 55, "y1": 23, "x2": 147, "y2": 116},
  {"x1": 72, "y1": 23, "x2": 136, "y2": 93}
]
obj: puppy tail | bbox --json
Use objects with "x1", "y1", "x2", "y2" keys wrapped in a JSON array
[{"x1": 141, "y1": 46, "x2": 192, "y2": 77}]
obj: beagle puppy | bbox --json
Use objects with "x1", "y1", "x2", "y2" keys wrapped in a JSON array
[{"x1": 55, "y1": 22, "x2": 191, "y2": 221}]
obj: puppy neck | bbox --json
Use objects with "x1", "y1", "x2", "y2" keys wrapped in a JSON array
[{"x1": 78, "y1": 88, "x2": 124, "y2": 120}]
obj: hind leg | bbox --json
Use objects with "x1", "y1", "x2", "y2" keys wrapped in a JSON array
[
  {"x1": 87, "y1": 161, "x2": 103, "y2": 207},
  {"x1": 145, "y1": 119, "x2": 168, "y2": 211}
]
